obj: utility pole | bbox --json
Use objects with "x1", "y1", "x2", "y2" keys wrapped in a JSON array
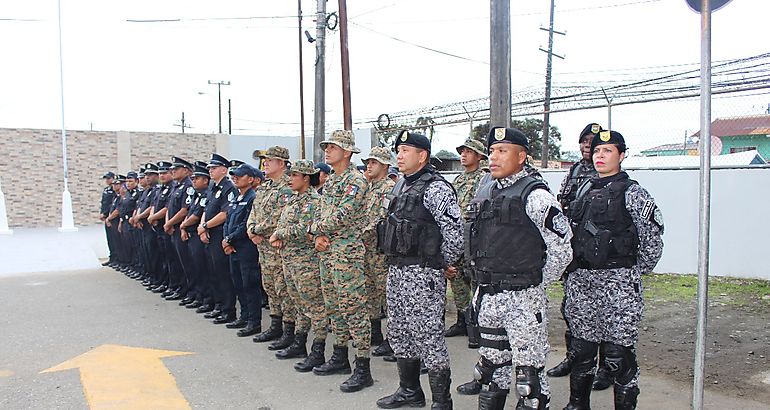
[
  {"x1": 338, "y1": 0, "x2": 353, "y2": 130},
  {"x1": 227, "y1": 99, "x2": 232, "y2": 135},
  {"x1": 174, "y1": 112, "x2": 192, "y2": 134},
  {"x1": 313, "y1": 0, "x2": 327, "y2": 162},
  {"x1": 539, "y1": 0, "x2": 565, "y2": 168},
  {"x1": 298, "y1": 0, "x2": 307, "y2": 158},
  {"x1": 208, "y1": 80, "x2": 230, "y2": 133},
  {"x1": 490, "y1": 0, "x2": 511, "y2": 129}
]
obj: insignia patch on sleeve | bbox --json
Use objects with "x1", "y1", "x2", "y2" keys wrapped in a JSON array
[
  {"x1": 215, "y1": 191, "x2": 221, "y2": 198},
  {"x1": 544, "y1": 206, "x2": 570, "y2": 238},
  {"x1": 641, "y1": 199, "x2": 655, "y2": 219},
  {"x1": 345, "y1": 185, "x2": 359, "y2": 196},
  {"x1": 303, "y1": 203, "x2": 312, "y2": 213},
  {"x1": 200, "y1": 198, "x2": 207, "y2": 207},
  {"x1": 227, "y1": 192, "x2": 235, "y2": 202},
  {"x1": 186, "y1": 187, "x2": 194, "y2": 195},
  {"x1": 652, "y1": 206, "x2": 664, "y2": 232}
]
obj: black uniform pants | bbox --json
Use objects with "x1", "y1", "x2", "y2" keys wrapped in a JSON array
[
  {"x1": 104, "y1": 223, "x2": 117, "y2": 261},
  {"x1": 155, "y1": 228, "x2": 173, "y2": 286},
  {"x1": 187, "y1": 229, "x2": 211, "y2": 303},
  {"x1": 119, "y1": 220, "x2": 135, "y2": 267},
  {"x1": 108, "y1": 221, "x2": 123, "y2": 264},
  {"x1": 207, "y1": 228, "x2": 236, "y2": 315},
  {"x1": 142, "y1": 224, "x2": 161, "y2": 283},
  {"x1": 230, "y1": 247, "x2": 262, "y2": 326},
  {"x1": 170, "y1": 229, "x2": 190, "y2": 295}
]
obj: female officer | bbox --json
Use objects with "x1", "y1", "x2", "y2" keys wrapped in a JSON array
[{"x1": 563, "y1": 130, "x2": 664, "y2": 410}]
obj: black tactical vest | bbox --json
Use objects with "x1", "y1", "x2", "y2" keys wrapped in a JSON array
[
  {"x1": 465, "y1": 175, "x2": 547, "y2": 286},
  {"x1": 377, "y1": 168, "x2": 447, "y2": 269},
  {"x1": 558, "y1": 161, "x2": 597, "y2": 212},
  {"x1": 568, "y1": 172, "x2": 638, "y2": 269}
]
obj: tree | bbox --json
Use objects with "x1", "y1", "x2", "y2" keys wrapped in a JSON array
[
  {"x1": 375, "y1": 116, "x2": 438, "y2": 147},
  {"x1": 471, "y1": 118, "x2": 562, "y2": 160},
  {"x1": 434, "y1": 149, "x2": 459, "y2": 160}
]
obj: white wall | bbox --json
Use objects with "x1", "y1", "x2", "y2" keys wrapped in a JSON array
[{"x1": 540, "y1": 167, "x2": 770, "y2": 279}]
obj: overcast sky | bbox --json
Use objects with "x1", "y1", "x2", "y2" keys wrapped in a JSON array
[{"x1": 1, "y1": 0, "x2": 767, "y2": 157}]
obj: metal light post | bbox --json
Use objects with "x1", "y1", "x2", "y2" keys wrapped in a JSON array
[
  {"x1": 208, "y1": 80, "x2": 230, "y2": 133},
  {"x1": 57, "y1": 0, "x2": 76, "y2": 232}
]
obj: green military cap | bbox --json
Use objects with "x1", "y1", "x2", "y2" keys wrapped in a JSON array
[
  {"x1": 259, "y1": 146, "x2": 290, "y2": 161},
  {"x1": 456, "y1": 138, "x2": 487, "y2": 158},
  {"x1": 361, "y1": 146, "x2": 394, "y2": 166},
  {"x1": 290, "y1": 159, "x2": 320, "y2": 175},
  {"x1": 320, "y1": 130, "x2": 361, "y2": 153}
]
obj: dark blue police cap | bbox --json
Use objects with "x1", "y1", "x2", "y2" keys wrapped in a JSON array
[
  {"x1": 102, "y1": 171, "x2": 115, "y2": 179},
  {"x1": 170, "y1": 156, "x2": 193, "y2": 170},
  {"x1": 394, "y1": 130, "x2": 431, "y2": 153},
  {"x1": 487, "y1": 127, "x2": 529, "y2": 151},
  {"x1": 207, "y1": 153, "x2": 230, "y2": 168},
  {"x1": 192, "y1": 163, "x2": 210, "y2": 178},
  {"x1": 590, "y1": 130, "x2": 627, "y2": 153},
  {"x1": 113, "y1": 174, "x2": 126, "y2": 183},
  {"x1": 144, "y1": 163, "x2": 159, "y2": 174},
  {"x1": 157, "y1": 161, "x2": 172, "y2": 172},
  {"x1": 230, "y1": 159, "x2": 245, "y2": 168},
  {"x1": 315, "y1": 163, "x2": 331, "y2": 174},
  {"x1": 387, "y1": 166, "x2": 399, "y2": 177},
  {"x1": 126, "y1": 171, "x2": 139, "y2": 180},
  {"x1": 229, "y1": 163, "x2": 258, "y2": 178}
]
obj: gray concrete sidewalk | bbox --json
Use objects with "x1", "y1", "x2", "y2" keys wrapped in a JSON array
[{"x1": 0, "y1": 269, "x2": 766, "y2": 409}]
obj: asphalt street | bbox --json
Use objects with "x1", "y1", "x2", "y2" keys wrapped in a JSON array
[{"x1": 0, "y1": 268, "x2": 764, "y2": 409}]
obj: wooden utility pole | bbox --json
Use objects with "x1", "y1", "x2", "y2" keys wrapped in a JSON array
[
  {"x1": 313, "y1": 0, "x2": 327, "y2": 162},
  {"x1": 338, "y1": 0, "x2": 353, "y2": 130},
  {"x1": 490, "y1": 0, "x2": 511, "y2": 129},
  {"x1": 297, "y1": 0, "x2": 307, "y2": 158},
  {"x1": 539, "y1": 0, "x2": 565, "y2": 168}
]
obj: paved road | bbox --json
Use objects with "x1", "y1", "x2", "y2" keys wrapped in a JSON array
[{"x1": 0, "y1": 268, "x2": 764, "y2": 409}]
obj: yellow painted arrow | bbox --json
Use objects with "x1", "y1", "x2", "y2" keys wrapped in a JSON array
[{"x1": 41, "y1": 344, "x2": 193, "y2": 410}]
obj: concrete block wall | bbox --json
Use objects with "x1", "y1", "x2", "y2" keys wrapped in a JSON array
[{"x1": 0, "y1": 128, "x2": 216, "y2": 228}]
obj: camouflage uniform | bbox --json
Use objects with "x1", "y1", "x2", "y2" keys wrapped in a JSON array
[
  {"x1": 274, "y1": 187, "x2": 327, "y2": 341},
  {"x1": 360, "y1": 148, "x2": 396, "y2": 320},
  {"x1": 313, "y1": 162, "x2": 370, "y2": 355},
  {"x1": 247, "y1": 148, "x2": 295, "y2": 323}
]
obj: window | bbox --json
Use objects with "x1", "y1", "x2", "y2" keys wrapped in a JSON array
[{"x1": 729, "y1": 146, "x2": 757, "y2": 153}]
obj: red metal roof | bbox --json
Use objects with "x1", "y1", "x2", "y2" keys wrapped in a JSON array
[{"x1": 693, "y1": 114, "x2": 770, "y2": 138}]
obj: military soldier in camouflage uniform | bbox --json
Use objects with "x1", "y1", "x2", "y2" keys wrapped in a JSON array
[
  {"x1": 376, "y1": 131, "x2": 463, "y2": 410},
  {"x1": 268, "y1": 160, "x2": 329, "y2": 371},
  {"x1": 562, "y1": 130, "x2": 663, "y2": 410},
  {"x1": 360, "y1": 147, "x2": 396, "y2": 356},
  {"x1": 463, "y1": 127, "x2": 573, "y2": 410},
  {"x1": 248, "y1": 146, "x2": 297, "y2": 349},
  {"x1": 445, "y1": 138, "x2": 487, "y2": 341},
  {"x1": 309, "y1": 130, "x2": 373, "y2": 393}
]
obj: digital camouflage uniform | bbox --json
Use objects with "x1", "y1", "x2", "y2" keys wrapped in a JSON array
[
  {"x1": 361, "y1": 157, "x2": 395, "y2": 320},
  {"x1": 313, "y1": 162, "x2": 371, "y2": 357},
  {"x1": 274, "y1": 187, "x2": 328, "y2": 342},
  {"x1": 248, "y1": 159, "x2": 295, "y2": 322}
]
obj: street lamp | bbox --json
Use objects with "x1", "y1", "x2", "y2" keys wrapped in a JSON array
[{"x1": 207, "y1": 80, "x2": 230, "y2": 134}]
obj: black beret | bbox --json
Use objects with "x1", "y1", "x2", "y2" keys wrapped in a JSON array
[
  {"x1": 207, "y1": 153, "x2": 230, "y2": 168},
  {"x1": 170, "y1": 156, "x2": 193, "y2": 170},
  {"x1": 590, "y1": 130, "x2": 627, "y2": 153},
  {"x1": 394, "y1": 130, "x2": 431, "y2": 153},
  {"x1": 487, "y1": 127, "x2": 528, "y2": 150},
  {"x1": 102, "y1": 171, "x2": 115, "y2": 179},
  {"x1": 579, "y1": 123, "x2": 603, "y2": 142}
]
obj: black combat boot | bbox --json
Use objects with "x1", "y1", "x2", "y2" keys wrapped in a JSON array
[
  {"x1": 340, "y1": 357, "x2": 374, "y2": 393},
  {"x1": 276, "y1": 332, "x2": 308, "y2": 359},
  {"x1": 252, "y1": 315, "x2": 282, "y2": 343},
  {"x1": 456, "y1": 379, "x2": 481, "y2": 395},
  {"x1": 592, "y1": 367, "x2": 612, "y2": 391},
  {"x1": 444, "y1": 311, "x2": 468, "y2": 337},
  {"x1": 313, "y1": 345, "x2": 352, "y2": 376},
  {"x1": 478, "y1": 386, "x2": 508, "y2": 410},
  {"x1": 376, "y1": 358, "x2": 426, "y2": 408},
  {"x1": 428, "y1": 368, "x2": 453, "y2": 409},
  {"x1": 295, "y1": 340, "x2": 325, "y2": 372},
  {"x1": 268, "y1": 322, "x2": 295, "y2": 351},
  {"x1": 613, "y1": 383, "x2": 639, "y2": 410},
  {"x1": 563, "y1": 370, "x2": 594, "y2": 410},
  {"x1": 373, "y1": 339, "x2": 394, "y2": 357},
  {"x1": 547, "y1": 330, "x2": 573, "y2": 377},
  {"x1": 371, "y1": 319, "x2": 384, "y2": 346}
]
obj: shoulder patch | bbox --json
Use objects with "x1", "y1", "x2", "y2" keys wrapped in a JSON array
[
  {"x1": 215, "y1": 190, "x2": 221, "y2": 198},
  {"x1": 345, "y1": 185, "x2": 359, "y2": 196},
  {"x1": 186, "y1": 187, "x2": 194, "y2": 195},
  {"x1": 227, "y1": 192, "x2": 235, "y2": 202},
  {"x1": 544, "y1": 206, "x2": 570, "y2": 238},
  {"x1": 200, "y1": 197, "x2": 207, "y2": 207},
  {"x1": 640, "y1": 199, "x2": 655, "y2": 219}
]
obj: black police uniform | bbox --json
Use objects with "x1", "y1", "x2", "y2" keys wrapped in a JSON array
[
  {"x1": 100, "y1": 179, "x2": 117, "y2": 263},
  {"x1": 118, "y1": 184, "x2": 140, "y2": 272},
  {"x1": 185, "y1": 177, "x2": 213, "y2": 308},
  {"x1": 150, "y1": 175, "x2": 174, "y2": 291}
]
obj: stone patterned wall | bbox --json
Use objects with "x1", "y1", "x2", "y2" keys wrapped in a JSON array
[{"x1": 0, "y1": 128, "x2": 216, "y2": 228}]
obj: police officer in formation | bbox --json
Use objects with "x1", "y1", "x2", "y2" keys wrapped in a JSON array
[
  {"x1": 179, "y1": 162, "x2": 213, "y2": 311},
  {"x1": 562, "y1": 130, "x2": 663, "y2": 410},
  {"x1": 445, "y1": 137, "x2": 488, "y2": 342},
  {"x1": 376, "y1": 130, "x2": 463, "y2": 409},
  {"x1": 269, "y1": 160, "x2": 328, "y2": 369},
  {"x1": 549, "y1": 123, "x2": 616, "y2": 392},
  {"x1": 310, "y1": 130, "x2": 373, "y2": 392},
  {"x1": 100, "y1": 172, "x2": 117, "y2": 267},
  {"x1": 464, "y1": 127, "x2": 573, "y2": 409},
  {"x1": 360, "y1": 146, "x2": 396, "y2": 357}
]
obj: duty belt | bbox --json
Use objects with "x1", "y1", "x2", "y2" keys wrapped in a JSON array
[{"x1": 475, "y1": 270, "x2": 540, "y2": 292}]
